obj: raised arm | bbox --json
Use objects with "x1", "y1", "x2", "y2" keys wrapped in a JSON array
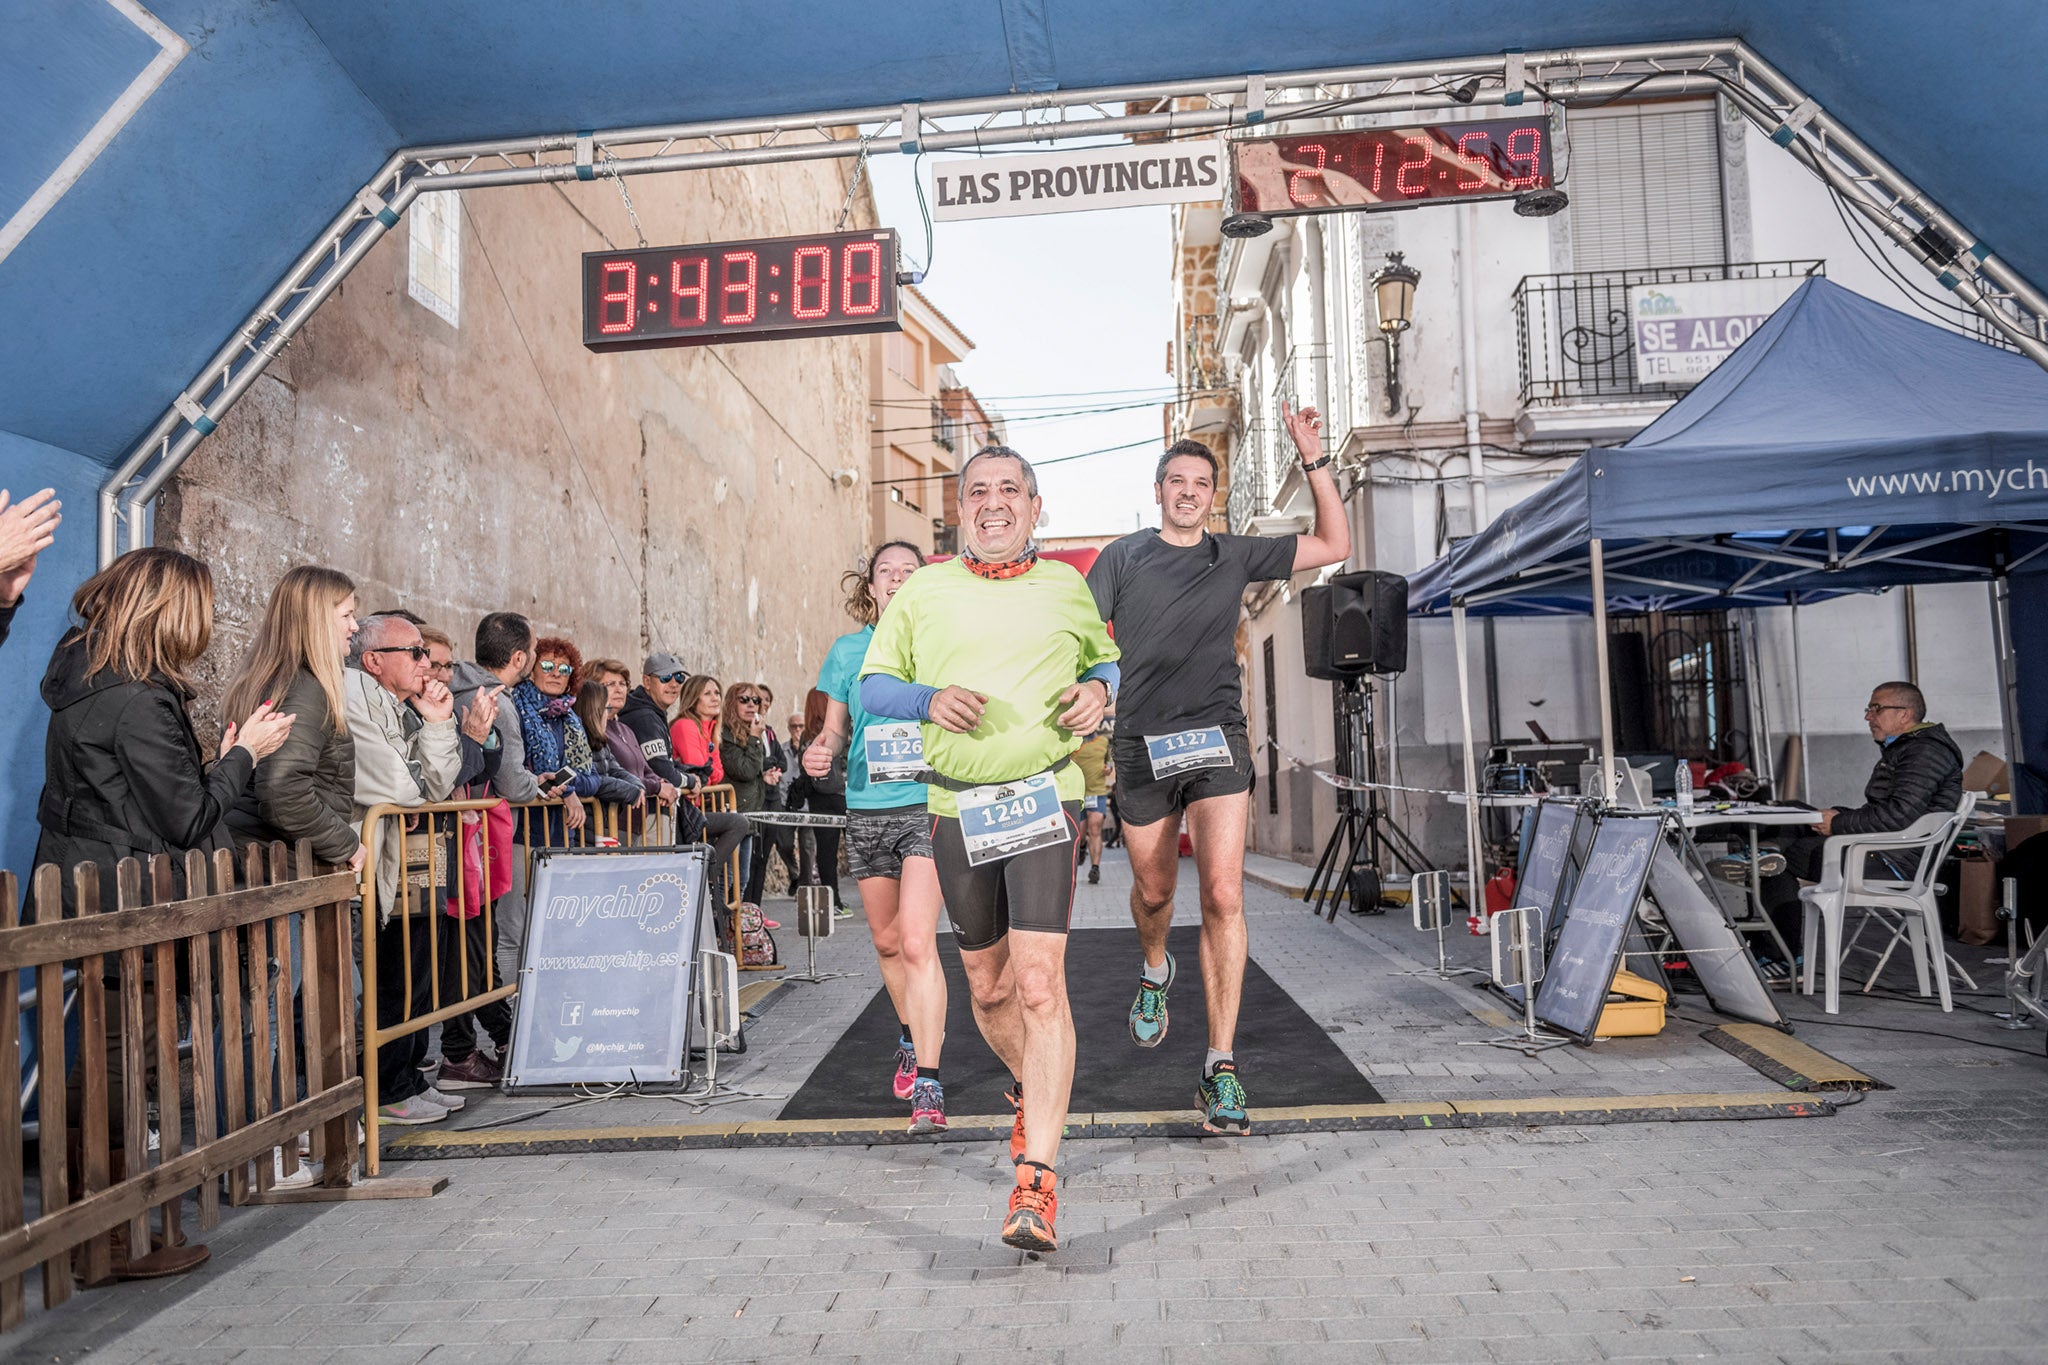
[{"x1": 1282, "y1": 403, "x2": 1350, "y2": 572}]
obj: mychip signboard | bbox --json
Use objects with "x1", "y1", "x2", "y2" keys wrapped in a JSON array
[{"x1": 506, "y1": 848, "x2": 708, "y2": 1089}]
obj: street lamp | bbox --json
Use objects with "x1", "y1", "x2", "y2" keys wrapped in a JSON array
[{"x1": 1367, "y1": 251, "x2": 1421, "y2": 416}]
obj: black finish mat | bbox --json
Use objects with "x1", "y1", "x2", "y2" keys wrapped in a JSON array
[{"x1": 778, "y1": 924, "x2": 1382, "y2": 1119}]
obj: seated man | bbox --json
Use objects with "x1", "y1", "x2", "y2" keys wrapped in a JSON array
[{"x1": 1762, "y1": 680, "x2": 1965, "y2": 963}]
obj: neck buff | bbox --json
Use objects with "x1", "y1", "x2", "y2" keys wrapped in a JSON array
[{"x1": 961, "y1": 540, "x2": 1040, "y2": 581}]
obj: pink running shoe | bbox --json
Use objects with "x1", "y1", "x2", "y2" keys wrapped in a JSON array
[
  {"x1": 908, "y1": 1077, "x2": 947, "y2": 1134},
  {"x1": 891, "y1": 1044, "x2": 917, "y2": 1100}
]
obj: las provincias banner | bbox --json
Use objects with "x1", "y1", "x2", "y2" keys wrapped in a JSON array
[{"x1": 926, "y1": 140, "x2": 1227, "y2": 222}]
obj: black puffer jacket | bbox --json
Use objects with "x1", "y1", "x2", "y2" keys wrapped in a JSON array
[
  {"x1": 34, "y1": 631, "x2": 255, "y2": 914},
  {"x1": 1833, "y1": 722, "x2": 1965, "y2": 836},
  {"x1": 618, "y1": 686, "x2": 687, "y2": 787}
]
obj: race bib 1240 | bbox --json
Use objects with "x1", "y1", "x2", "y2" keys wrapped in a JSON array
[{"x1": 955, "y1": 772, "x2": 1068, "y2": 866}]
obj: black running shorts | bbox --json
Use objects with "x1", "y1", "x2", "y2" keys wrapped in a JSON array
[
  {"x1": 845, "y1": 804, "x2": 934, "y2": 881},
  {"x1": 1111, "y1": 723, "x2": 1255, "y2": 828},
  {"x1": 929, "y1": 801, "x2": 1083, "y2": 951}
]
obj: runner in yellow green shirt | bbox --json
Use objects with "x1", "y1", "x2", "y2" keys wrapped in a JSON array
[{"x1": 860, "y1": 445, "x2": 1118, "y2": 1254}]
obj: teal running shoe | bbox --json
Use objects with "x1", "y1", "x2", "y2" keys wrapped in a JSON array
[
  {"x1": 1197, "y1": 1060, "x2": 1250, "y2": 1135},
  {"x1": 1128, "y1": 951, "x2": 1175, "y2": 1048}
]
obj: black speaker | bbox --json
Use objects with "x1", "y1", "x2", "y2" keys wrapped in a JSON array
[
  {"x1": 1302, "y1": 570, "x2": 1409, "y2": 680},
  {"x1": 1606, "y1": 632, "x2": 1655, "y2": 752}
]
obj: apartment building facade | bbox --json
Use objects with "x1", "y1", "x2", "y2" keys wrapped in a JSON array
[{"x1": 1167, "y1": 94, "x2": 2012, "y2": 868}]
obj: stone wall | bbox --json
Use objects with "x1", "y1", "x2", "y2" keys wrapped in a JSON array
[{"x1": 161, "y1": 153, "x2": 876, "y2": 718}]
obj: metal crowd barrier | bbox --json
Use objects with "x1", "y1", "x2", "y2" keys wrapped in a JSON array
[{"x1": 356, "y1": 788, "x2": 728, "y2": 1169}]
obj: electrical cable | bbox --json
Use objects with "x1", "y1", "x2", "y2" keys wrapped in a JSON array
[
  {"x1": 865, "y1": 434, "x2": 1159, "y2": 485},
  {"x1": 464, "y1": 201, "x2": 647, "y2": 592}
]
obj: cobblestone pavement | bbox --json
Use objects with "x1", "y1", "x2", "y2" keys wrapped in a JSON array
[{"x1": 12, "y1": 848, "x2": 2048, "y2": 1363}]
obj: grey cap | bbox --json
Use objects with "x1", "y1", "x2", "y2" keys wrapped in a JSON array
[{"x1": 643, "y1": 652, "x2": 685, "y2": 678}]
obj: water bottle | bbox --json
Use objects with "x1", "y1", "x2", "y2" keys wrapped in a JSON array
[{"x1": 1676, "y1": 780, "x2": 1694, "y2": 819}]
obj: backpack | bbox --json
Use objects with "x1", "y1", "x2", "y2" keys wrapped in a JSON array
[{"x1": 738, "y1": 900, "x2": 779, "y2": 967}]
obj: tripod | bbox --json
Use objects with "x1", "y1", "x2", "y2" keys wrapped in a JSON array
[{"x1": 1308, "y1": 675, "x2": 1434, "y2": 921}]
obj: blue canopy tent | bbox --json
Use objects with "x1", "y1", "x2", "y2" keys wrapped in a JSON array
[{"x1": 1408, "y1": 278, "x2": 2048, "y2": 898}]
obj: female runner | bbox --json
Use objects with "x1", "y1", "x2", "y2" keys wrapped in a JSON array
[{"x1": 803, "y1": 542, "x2": 950, "y2": 1133}]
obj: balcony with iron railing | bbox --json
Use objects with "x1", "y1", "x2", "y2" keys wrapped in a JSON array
[
  {"x1": 1514, "y1": 260, "x2": 1825, "y2": 405},
  {"x1": 1225, "y1": 420, "x2": 1271, "y2": 533}
]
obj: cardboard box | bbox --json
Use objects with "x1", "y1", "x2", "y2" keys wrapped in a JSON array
[
  {"x1": 2004, "y1": 815, "x2": 2048, "y2": 849},
  {"x1": 1962, "y1": 750, "x2": 2009, "y2": 797},
  {"x1": 1956, "y1": 851, "x2": 1999, "y2": 946}
]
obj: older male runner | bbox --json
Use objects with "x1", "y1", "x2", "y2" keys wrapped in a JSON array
[
  {"x1": 1086, "y1": 405, "x2": 1349, "y2": 1135},
  {"x1": 861, "y1": 444, "x2": 1119, "y2": 1254}
]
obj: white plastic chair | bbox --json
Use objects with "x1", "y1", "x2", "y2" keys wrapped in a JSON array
[{"x1": 1798, "y1": 792, "x2": 1976, "y2": 1015}]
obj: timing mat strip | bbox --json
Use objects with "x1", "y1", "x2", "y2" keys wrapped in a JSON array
[
  {"x1": 1701, "y1": 1024, "x2": 1888, "y2": 1092},
  {"x1": 381, "y1": 1090, "x2": 1834, "y2": 1160}
]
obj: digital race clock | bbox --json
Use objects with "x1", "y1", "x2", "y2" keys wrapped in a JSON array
[
  {"x1": 582, "y1": 228, "x2": 901, "y2": 351},
  {"x1": 1232, "y1": 118, "x2": 1552, "y2": 216}
]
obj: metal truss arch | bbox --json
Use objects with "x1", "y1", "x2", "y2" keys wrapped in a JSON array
[{"x1": 99, "y1": 39, "x2": 2048, "y2": 564}]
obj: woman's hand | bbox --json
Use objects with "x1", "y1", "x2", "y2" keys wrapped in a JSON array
[
  {"x1": 347, "y1": 844, "x2": 369, "y2": 876},
  {"x1": 232, "y1": 701, "x2": 297, "y2": 762}
]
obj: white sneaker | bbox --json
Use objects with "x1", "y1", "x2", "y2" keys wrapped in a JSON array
[
  {"x1": 272, "y1": 1151, "x2": 322, "y2": 1189},
  {"x1": 420, "y1": 1085, "x2": 466, "y2": 1112},
  {"x1": 377, "y1": 1094, "x2": 450, "y2": 1125}
]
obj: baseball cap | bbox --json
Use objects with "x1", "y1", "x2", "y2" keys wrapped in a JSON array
[{"x1": 643, "y1": 652, "x2": 685, "y2": 678}]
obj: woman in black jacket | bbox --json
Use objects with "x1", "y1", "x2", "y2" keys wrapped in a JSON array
[
  {"x1": 35, "y1": 548, "x2": 295, "y2": 912},
  {"x1": 34, "y1": 548, "x2": 295, "y2": 1279}
]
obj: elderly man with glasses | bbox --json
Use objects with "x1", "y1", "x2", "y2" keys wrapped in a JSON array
[
  {"x1": 347, "y1": 613, "x2": 466, "y2": 1123},
  {"x1": 1758, "y1": 679, "x2": 1966, "y2": 970}
]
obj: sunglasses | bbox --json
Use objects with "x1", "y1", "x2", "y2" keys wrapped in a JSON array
[
  {"x1": 537, "y1": 660, "x2": 575, "y2": 675},
  {"x1": 655, "y1": 671, "x2": 687, "y2": 683},
  {"x1": 366, "y1": 645, "x2": 428, "y2": 662},
  {"x1": 736, "y1": 694, "x2": 763, "y2": 706}
]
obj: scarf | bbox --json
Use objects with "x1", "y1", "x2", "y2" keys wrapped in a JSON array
[
  {"x1": 510, "y1": 680, "x2": 579, "y2": 775},
  {"x1": 961, "y1": 540, "x2": 1040, "y2": 581}
]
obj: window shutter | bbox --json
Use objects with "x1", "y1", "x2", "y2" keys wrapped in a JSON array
[{"x1": 1566, "y1": 104, "x2": 1725, "y2": 272}]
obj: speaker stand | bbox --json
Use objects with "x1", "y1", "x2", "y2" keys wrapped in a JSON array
[{"x1": 1306, "y1": 676, "x2": 1435, "y2": 922}]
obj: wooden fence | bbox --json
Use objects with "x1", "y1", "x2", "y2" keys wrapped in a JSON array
[{"x1": 0, "y1": 840, "x2": 430, "y2": 1332}]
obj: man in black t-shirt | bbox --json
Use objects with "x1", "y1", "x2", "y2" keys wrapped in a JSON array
[{"x1": 1086, "y1": 406, "x2": 1349, "y2": 1134}]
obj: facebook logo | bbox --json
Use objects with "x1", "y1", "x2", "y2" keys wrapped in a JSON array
[{"x1": 561, "y1": 1001, "x2": 585, "y2": 1026}]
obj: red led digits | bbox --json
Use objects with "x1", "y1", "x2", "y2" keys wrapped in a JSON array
[
  {"x1": 670, "y1": 256, "x2": 708, "y2": 327},
  {"x1": 791, "y1": 245, "x2": 831, "y2": 319},
  {"x1": 1288, "y1": 143, "x2": 1328, "y2": 206},
  {"x1": 841, "y1": 241, "x2": 881, "y2": 316},
  {"x1": 1396, "y1": 136, "x2": 1432, "y2": 197},
  {"x1": 1505, "y1": 128, "x2": 1545, "y2": 189},
  {"x1": 720, "y1": 250, "x2": 759, "y2": 324},
  {"x1": 1455, "y1": 131, "x2": 1493, "y2": 191},
  {"x1": 1370, "y1": 140, "x2": 1387, "y2": 194},
  {"x1": 598, "y1": 261, "x2": 636, "y2": 334}
]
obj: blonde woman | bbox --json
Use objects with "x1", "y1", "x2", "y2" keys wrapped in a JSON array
[
  {"x1": 221, "y1": 565, "x2": 366, "y2": 874},
  {"x1": 35, "y1": 548, "x2": 296, "y2": 911}
]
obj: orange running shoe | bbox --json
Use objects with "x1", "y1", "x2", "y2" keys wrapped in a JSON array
[
  {"x1": 1005, "y1": 1081, "x2": 1026, "y2": 1164},
  {"x1": 1002, "y1": 1162, "x2": 1059, "y2": 1252}
]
